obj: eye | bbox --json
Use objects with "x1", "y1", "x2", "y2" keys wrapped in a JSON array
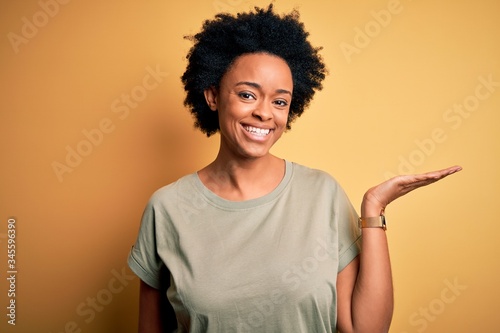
[
  {"x1": 274, "y1": 99, "x2": 289, "y2": 107},
  {"x1": 238, "y1": 92, "x2": 256, "y2": 100}
]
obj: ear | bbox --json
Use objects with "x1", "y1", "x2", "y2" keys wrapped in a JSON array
[{"x1": 203, "y1": 86, "x2": 218, "y2": 111}]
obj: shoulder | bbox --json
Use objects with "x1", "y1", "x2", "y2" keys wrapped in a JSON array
[
  {"x1": 290, "y1": 161, "x2": 341, "y2": 190},
  {"x1": 146, "y1": 173, "x2": 198, "y2": 209}
]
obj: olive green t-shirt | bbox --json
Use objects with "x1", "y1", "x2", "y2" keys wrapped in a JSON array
[{"x1": 128, "y1": 161, "x2": 361, "y2": 332}]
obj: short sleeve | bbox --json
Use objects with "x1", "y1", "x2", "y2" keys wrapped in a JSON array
[
  {"x1": 335, "y1": 184, "x2": 362, "y2": 272},
  {"x1": 127, "y1": 199, "x2": 166, "y2": 290}
]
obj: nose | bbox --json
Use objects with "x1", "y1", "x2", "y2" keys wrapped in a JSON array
[{"x1": 252, "y1": 101, "x2": 273, "y2": 121}]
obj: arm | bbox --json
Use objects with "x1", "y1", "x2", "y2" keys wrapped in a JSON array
[
  {"x1": 138, "y1": 280, "x2": 166, "y2": 333},
  {"x1": 337, "y1": 225, "x2": 393, "y2": 333},
  {"x1": 337, "y1": 165, "x2": 462, "y2": 333}
]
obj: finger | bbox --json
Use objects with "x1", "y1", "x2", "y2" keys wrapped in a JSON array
[
  {"x1": 400, "y1": 166, "x2": 462, "y2": 193},
  {"x1": 420, "y1": 165, "x2": 462, "y2": 178},
  {"x1": 388, "y1": 166, "x2": 462, "y2": 185},
  {"x1": 367, "y1": 166, "x2": 462, "y2": 207},
  {"x1": 409, "y1": 165, "x2": 462, "y2": 182}
]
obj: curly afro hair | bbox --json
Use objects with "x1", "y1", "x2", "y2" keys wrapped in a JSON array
[{"x1": 181, "y1": 4, "x2": 327, "y2": 137}]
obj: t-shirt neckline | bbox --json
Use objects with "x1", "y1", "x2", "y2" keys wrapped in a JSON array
[{"x1": 191, "y1": 160, "x2": 293, "y2": 210}]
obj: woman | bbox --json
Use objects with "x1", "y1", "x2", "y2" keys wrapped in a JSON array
[{"x1": 128, "y1": 5, "x2": 461, "y2": 333}]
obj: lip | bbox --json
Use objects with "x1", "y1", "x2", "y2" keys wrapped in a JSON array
[{"x1": 241, "y1": 123, "x2": 274, "y2": 130}]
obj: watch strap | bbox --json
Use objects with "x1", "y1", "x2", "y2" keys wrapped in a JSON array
[{"x1": 358, "y1": 214, "x2": 386, "y2": 230}]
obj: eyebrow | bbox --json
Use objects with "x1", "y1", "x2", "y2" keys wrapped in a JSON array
[{"x1": 235, "y1": 81, "x2": 292, "y2": 97}]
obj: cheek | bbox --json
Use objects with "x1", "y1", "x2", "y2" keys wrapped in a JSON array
[
  {"x1": 222, "y1": 98, "x2": 252, "y2": 117},
  {"x1": 277, "y1": 110, "x2": 291, "y2": 127}
]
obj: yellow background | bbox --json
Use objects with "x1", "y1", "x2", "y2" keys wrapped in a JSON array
[{"x1": 1, "y1": 0, "x2": 499, "y2": 332}]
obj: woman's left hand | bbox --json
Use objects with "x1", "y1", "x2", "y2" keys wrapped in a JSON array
[{"x1": 361, "y1": 165, "x2": 462, "y2": 217}]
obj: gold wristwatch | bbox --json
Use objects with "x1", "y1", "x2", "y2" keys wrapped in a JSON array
[{"x1": 358, "y1": 214, "x2": 386, "y2": 230}]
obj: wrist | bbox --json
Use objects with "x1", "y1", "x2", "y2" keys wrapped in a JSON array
[
  {"x1": 358, "y1": 214, "x2": 387, "y2": 230},
  {"x1": 361, "y1": 193, "x2": 384, "y2": 217},
  {"x1": 361, "y1": 203, "x2": 384, "y2": 218}
]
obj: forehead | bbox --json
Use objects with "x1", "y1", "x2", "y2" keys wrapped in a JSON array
[{"x1": 221, "y1": 53, "x2": 293, "y2": 87}]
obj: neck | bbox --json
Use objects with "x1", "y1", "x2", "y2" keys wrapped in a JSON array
[{"x1": 198, "y1": 153, "x2": 285, "y2": 201}]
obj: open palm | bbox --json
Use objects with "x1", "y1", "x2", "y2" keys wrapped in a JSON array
[{"x1": 362, "y1": 165, "x2": 462, "y2": 216}]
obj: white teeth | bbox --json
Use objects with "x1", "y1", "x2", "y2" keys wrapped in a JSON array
[{"x1": 244, "y1": 126, "x2": 271, "y2": 136}]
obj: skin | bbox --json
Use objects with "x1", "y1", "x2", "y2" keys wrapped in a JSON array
[
  {"x1": 137, "y1": 52, "x2": 462, "y2": 332},
  {"x1": 198, "y1": 52, "x2": 293, "y2": 201},
  {"x1": 138, "y1": 281, "x2": 165, "y2": 333}
]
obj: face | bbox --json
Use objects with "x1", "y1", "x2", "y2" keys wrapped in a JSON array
[{"x1": 205, "y1": 53, "x2": 293, "y2": 160}]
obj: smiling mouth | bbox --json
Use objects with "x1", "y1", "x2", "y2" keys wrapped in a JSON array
[{"x1": 243, "y1": 125, "x2": 272, "y2": 136}]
